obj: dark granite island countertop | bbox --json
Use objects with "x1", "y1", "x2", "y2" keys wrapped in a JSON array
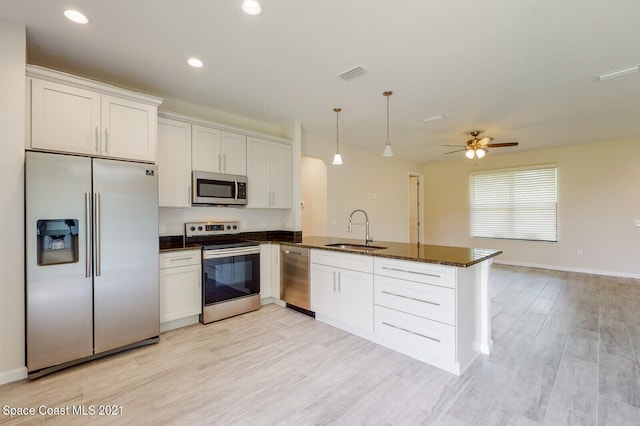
[{"x1": 281, "y1": 236, "x2": 502, "y2": 268}]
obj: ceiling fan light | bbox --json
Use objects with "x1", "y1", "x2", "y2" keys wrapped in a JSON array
[
  {"x1": 465, "y1": 149, "x2": 475, "y2": 159},
  {"x1": 332, "y1": 152, "x2": 343, "y2": 165},
  {"x1": 476, "y1": 148, "x2": 486, "y2": 158}
]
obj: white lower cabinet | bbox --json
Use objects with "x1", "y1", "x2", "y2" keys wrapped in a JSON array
[
  {"x1": 308, "y1": 249, "x2": 480, "y2": 375},
  {"x1": 374, "y1": 257, "x2": 466, "y2": 374},
  {"x1": 260, "y1": 243, "x2": 282, "y2": 304},
  {"x1": 374, "y1": 305, "x2": 456, "y2": 363},
  {"x1": 310, "y1": 250, "x2": 373, "y2": 336},
  {"x1": 159, "y1": 250, "x2": 202, "y2": 332}
]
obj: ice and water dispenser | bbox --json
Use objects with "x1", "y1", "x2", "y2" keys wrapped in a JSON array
[{"x1": 36, "y1": 219, "x2": 79, "y2": 266}]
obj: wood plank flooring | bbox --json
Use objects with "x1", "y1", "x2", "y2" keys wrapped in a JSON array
[{"x1": 1, "y1": 265, "x2": 639, "y2": 425}]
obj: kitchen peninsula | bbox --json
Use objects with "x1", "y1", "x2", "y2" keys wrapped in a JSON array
[
  {"x1": 160, "y1": 232, "x2": 501, "y2": 376},
  {"x1": 292, "y1": 236, "x2": 502, "y2": 375}
]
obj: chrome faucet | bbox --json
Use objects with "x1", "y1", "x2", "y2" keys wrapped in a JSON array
[{"x1": 348, "y1": 209, "x2": 373, "y2": 246}]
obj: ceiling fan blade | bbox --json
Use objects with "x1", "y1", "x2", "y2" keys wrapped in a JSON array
[
  {"x1": 477, "y1": 137, "x2": 494, "y2": 146},
  {"x1": 442, "y1": 144, "x2": 466, "y2": 148},
  {"x1": 444, "y1": 148, "x2": 466, "y2": 155},
  {"x1": 485, "y1": 142, "x2": 519, "y2": 148}
]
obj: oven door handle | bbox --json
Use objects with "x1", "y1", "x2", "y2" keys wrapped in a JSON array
[{"x1": 203, "y1": 246, "x2": 260, "y2": 259}]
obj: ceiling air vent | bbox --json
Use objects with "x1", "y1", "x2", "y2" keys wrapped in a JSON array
[{"x1": 337, "y1": 65, "x2": 368, "y2": 81}]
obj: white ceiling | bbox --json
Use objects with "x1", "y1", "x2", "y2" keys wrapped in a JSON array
[{"x1": 2, "y1": 0, "x2": 640, "y2": 163}]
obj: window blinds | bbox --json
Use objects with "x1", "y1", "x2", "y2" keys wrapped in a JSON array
[{"x1": 470, "y1": 165, "x2": 557, "y2": 242}]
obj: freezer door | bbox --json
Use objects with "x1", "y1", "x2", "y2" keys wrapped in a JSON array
[
  {"x1": 26, "y1": 152, "x2": 93, "y2": 372},
  {"x1": 92, "y1": 159, "x2": 159, "y2": 353}
]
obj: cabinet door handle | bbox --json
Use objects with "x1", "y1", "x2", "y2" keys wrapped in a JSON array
[
  {"x1": 337, "y1": 271, "x2": 341, "y2": 293},
  {"x1": 104, "y1": 128, "x2": 109, "y2": 153},
  {"x1": 218, "y1": 154, "x2": 222, "y2": 172},
  {"x1": 381, "y1": 290, "x2": 440, "y2": 306},
  {"x1": 333, "y1": 270, "x2": 337, "y2": 292},
  {"x1": 381, "y1": 322, "x2": 441, "y2": 343},
  {"x1": 95, "y1": 127, "x2": 100, "y2": 153},
  {"x1": 381, "y1": 266, "x2": 440, "y2": 279},
  {"x1": 223, "y1": 154, "x2": 226, "y2": 172}
]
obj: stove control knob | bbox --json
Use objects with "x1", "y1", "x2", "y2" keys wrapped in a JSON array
[
  {"x1": 226, "y1": 225, "x2": 230, "y2": 230},
  {"x1": 233, "y1": 225, "x2": 237, "y2": 230},
  {"x1": 198, "y1": 226, "x2": 203, "y2": 231},
  {"x1": 190, "y1": 226, "x2": 196, "y2": 231}
]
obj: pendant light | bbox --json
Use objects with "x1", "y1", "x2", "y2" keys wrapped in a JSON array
[
  {"x1": 332, "y1": 107, "x2": 343, "y2": 165},
  {"x1": 382, "y1": 91, "x2": 394, "y2": 157}
]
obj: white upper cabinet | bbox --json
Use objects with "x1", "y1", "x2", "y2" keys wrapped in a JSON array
[
  {"x1": 100, "y1": 95, "x2": 157, "y2": 162},
  {"x1": 246, "y1": 136, "x2": 292, "y2": 209},
  {"x1": 192, "y1": 125, "x2": 246, "y2": 175},
  {"x1": 221, "y1": 131, "x2": 247, "y2": 175},
  {"x1": 27, "y1": 67, "x2": 161, "y2": 163},
  {"x1": 30, "y1": 79, "x2": 101, "y2": 156},
  {"x1": 157, "y1": 117, "x2": 192, "y2": 207}
]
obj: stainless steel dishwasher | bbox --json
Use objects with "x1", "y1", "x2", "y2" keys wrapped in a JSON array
[{"x1": 280, "y1": 245, "x2": 313, "y2": 314}]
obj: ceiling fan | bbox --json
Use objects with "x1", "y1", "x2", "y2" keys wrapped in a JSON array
[{"x1": 443, "y1": 131, "x2": 519, "y2": 159}]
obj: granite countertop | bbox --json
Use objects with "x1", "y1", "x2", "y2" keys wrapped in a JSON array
[
  {"x1": 283, "y1": 236, "x2": 502, "y2": 268},
  {"x1": 160, "y1": 234, "x2": 501, "y2": 268}
]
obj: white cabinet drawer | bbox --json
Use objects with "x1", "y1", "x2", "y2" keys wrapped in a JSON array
[
  {"x1": 374, "y1": 257, "x2": 455, "y2": 289},
  {"x1": 159, "y1": 250, "x2": 201, "y2": 269},
  {"x1": 375, "y1": 305, "x2": 455, "y2": 362},
  {"x1": 374, "y1": 275, "x2": 456, "y2": 325},
  {"x1": 310, "y1": 249, "x2": 373, "y2": 273}
]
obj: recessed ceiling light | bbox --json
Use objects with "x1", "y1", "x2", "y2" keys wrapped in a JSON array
[
  {"x1": 596, "y1": 65, "x2": 639, "y2": 81},
  {"x1": 187, "y1": 58, "x2": 204, "y2": 68},
  {"x1": 64, "y1": 9, "x2": 89, "y2": 24},
  {"x1": 241, "y1": 0, "x2": 263, "y2": 15},
  {"x1": 423, "y1": 115, "x2": 447, "y2": 123}
]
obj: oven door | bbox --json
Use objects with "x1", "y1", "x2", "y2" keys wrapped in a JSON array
[
  {"x1": 192, "y1": 171, "x2": 247, "y2": 205},
  {"x1": 202, "y1": 246, "x2": 260, "y2": 306}
]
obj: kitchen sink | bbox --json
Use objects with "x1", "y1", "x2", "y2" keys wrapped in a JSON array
[{"x1": 324, "y1": 243, "x2": 387, "y2": 251}]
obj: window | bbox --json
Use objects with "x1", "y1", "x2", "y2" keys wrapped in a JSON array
[{"x1": 470, "y1": 164, "x2": 557, "y2": 242}]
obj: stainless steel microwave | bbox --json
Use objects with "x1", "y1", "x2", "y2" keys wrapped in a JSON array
[{"x1": 192, "y1": 171, "x2": 248, "y2": 206}]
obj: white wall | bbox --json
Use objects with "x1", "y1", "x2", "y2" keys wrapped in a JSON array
[
  {"x1": 301, "y1": 156, "x2": 328, "y2": 236},
  {"x1": 301, "y1": 134, "x2": 423, "y2": 242},
  {"x1": 0, "y1": 18, "x2": 26, "y2": 384},
  {"x1": 423, "y1": 139, "x2": 640, "y2": 277}
]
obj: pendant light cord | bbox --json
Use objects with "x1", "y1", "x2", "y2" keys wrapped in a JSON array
[{"x1": 383, "y1": 91, "x2": 393, "y2": 147}]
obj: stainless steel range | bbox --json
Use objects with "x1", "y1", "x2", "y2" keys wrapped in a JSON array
[{"x1": 185, "y1": 221, "x2": 261, "y2": 324}]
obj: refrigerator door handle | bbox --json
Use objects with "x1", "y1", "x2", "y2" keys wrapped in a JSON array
[
  {"x1": 95, "y1": 192, "x2": 101, "y2": 277},
  {"x1": 85, "y1": 192, "x2": 92, "y2": 278}
]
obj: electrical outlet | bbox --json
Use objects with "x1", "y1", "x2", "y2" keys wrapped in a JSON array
[
  {"x1": 577, "y1": 248, "x2": 583, "y2": 255},
  {"x1": 159, "y1": 224, "x2": 165, "y2": 234}
]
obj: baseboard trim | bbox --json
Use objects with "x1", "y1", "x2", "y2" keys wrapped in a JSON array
[
  {"x1": 0, "y1": 366, "x2": 28, "y2": 385},
  {"x1": 493, "y1": 260, "x2": 640, "y2": 279}
]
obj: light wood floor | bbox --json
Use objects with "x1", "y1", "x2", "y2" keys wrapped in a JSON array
[{"x1": 1, "y1": 265, "x2": 639, "y2": 425}]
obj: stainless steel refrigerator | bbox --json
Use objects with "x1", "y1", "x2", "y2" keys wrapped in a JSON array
[{"x1": 25, "y1": 151, "x2": 159, "y2": 378}]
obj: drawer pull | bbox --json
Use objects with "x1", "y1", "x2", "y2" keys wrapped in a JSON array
[
  {"x1": 169, "y1": 257, "x2": 194, "y2": 262},
  {"x1": 381, "y1": 322, "x2": 441, "y2": 343},
  {"x1": 381, "y1": 266, "x2": 440, "y2": 278},
  {"x1": 381, "y1": 290, "x2": 440, "y2": 306}
]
